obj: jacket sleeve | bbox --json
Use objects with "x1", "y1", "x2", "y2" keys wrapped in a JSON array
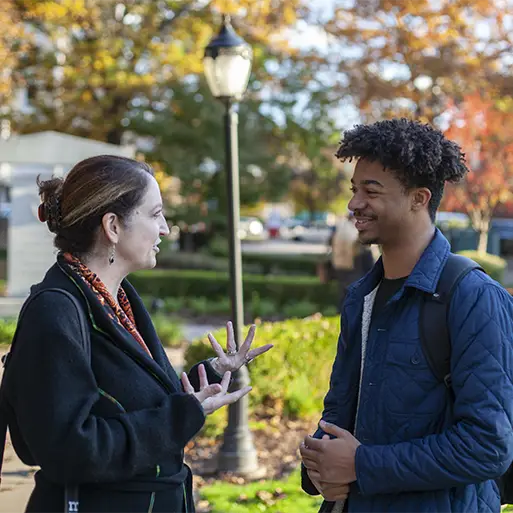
[
  {"x1": 10, "y1": 291, "x2": 206, "y2": 485},
  {"x1": 355, "y1": 279, "x2": 513, "y2": 495},
  {"x1": 187, "y1": 358, "x2": 225, "y2": 389},
  {"x1": 302, "y1": 326, "x2": 347, "y2": 496}
]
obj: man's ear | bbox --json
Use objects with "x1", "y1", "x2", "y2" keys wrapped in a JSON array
[
  {"x1": 411, "y1": 188, "x2": 431, "y2": 211},
  {"x1": 101, "y1": 212, "x2": 121, "y2": 244}
]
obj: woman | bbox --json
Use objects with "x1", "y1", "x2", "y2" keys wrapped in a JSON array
[{"x1": 0, "y1": 155, "x2": 272, "y2": 512}]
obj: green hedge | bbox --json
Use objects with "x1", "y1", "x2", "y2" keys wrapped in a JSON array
[
  {"x1": 0, "y1": 315, "x2": 185, "y2": 348},
  {"x1": 142, "y1": 294, "x2": 338, "y2": 321},
  {"x1": 130, "y1": 269, "x2": 339, "y2": 308},
  {"x1": 157, "y1": 250, "x2": 324, "y2": 276},
  {"x1": 184, "y1": 315, "x2": 340, "y2": 420},
  {"x1": 242, "y1": 253, "x2": 322, "y2": 276},
  {"x1": 157, "y1": 251, "x2": 231, "y2": 272},
  {"x1": 456, "y1": 250, "x2": 507, "y2": 283}
]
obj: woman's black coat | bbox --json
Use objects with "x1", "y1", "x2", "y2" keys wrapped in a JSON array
[{"x1": 1, "y1": 261, "x2": 220, "y2": 513}]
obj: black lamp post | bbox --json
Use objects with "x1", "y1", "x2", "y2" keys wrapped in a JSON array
[{"x1": 203, "y1": 15, "x2": 259, "y2": 474}]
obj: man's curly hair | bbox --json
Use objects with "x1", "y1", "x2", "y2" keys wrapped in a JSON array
[{"x1": 335, "y1": 118, "x2": 469, "y2": 221}]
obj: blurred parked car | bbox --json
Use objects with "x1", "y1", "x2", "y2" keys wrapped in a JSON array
[
  {"x1": 435, "y1": 211, "x2": 470, "y2": 230},
  {"x1": 239, "y1": 216, "x2": 268, "y2": 241},
  {"x1": 282, "y1": 219, "x2": 334, "y2": 243}
]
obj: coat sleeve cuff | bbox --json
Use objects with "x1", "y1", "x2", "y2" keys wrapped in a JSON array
[
  {"x1": 355, "y1": 443, "x2": 371, "y2": 495},
  {"x1": 301, "y1": 462, "x2": 321, "y2": 495},
  {"x1": 187, "y1": 358, "x2": 231, "y2": 389}
]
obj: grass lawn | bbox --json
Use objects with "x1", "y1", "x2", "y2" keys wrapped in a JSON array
[
  {"x1": 198, "y1": 468, "x2": 323, "y2": 513},
  {"x1": 199, "y1": 473, "x2": 513, "y2": 513}
]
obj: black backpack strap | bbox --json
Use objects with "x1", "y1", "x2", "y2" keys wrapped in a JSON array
[
  {"x1": 420, "y1": 254, "x2": 484, "y2": 388},
  {"x1": 0, "y1": 288, "x2": 90, "y2": 510}
]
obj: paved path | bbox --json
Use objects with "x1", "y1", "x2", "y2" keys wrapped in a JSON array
[{"x1": 0, "y1": 323, "x2": 218, "y2": 512}]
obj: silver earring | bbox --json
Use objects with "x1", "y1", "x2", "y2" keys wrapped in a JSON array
[{"x1": 109, "y1": 246, "x2": 116, "y2": 265}]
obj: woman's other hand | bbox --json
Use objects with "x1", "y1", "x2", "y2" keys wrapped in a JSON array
[{"x1": 181, "y1": 364, "x2": 251, "y2": 415}]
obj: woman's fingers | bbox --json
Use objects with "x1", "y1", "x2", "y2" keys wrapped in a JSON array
[
  {"x1": 181, "y1": 372, "x2": 194, "y2": 394},
  {"x1": 195, "y1": 383, "x2": 222, "y2": 403},
  {"x1": 238, "y1": 324, "x2": 257, "y2": 355},
  {"x1": 246, "y1": 343, "x2": 273, "y2": 361},
  {"x1": 203, "y1": 385, "x2": 252, "y2": 414},
  {"x1": 226, "y1": 321, "x2": 236, "y2": 353},
  {"x1": 198, "y1": 364, "x2": 208, "y2": 390},
  {"x1": 207, "y1": 333, "x2": 225, "y2": 359},
  {"x1": 223, "y1": 385, "x2": 252, "y2": 405},
  {"x1": 220, "y1": 371, "x2": 231, "y2": 394}
]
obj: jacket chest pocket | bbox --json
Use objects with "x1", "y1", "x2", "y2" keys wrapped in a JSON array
[{"x1": 383, "y1": 338, "x2": 445, "y2": 416}]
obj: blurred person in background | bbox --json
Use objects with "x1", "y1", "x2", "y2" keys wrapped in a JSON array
[{"x1": 329, "y1": 213, "x2": 373, "y2": 307}]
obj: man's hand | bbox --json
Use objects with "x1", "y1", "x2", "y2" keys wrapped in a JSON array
[
  {"x1": 300, "y1": 420, "x2": 361, "y2": 486},
  {"x1": 307, "y1": 464, "x2": 350, "y2": 501}
]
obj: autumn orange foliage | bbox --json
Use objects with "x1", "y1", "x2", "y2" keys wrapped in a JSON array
[{"x1": 443, "y1": 93, "x2": 513, "y2": 252}]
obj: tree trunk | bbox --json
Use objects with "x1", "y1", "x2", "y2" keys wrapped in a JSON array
[
  {"x1": 470, "y1": 209, "x2": 491, "y2": 255},
  {"x1": 477, "y1": 229, "x2": 489, "y2": 254},
  {"x1": 105, "y1": 95, "x2": 127, "y2": 145},
  {"x1": 106, "y1": 127, "x2": 123, "y2": 145}
]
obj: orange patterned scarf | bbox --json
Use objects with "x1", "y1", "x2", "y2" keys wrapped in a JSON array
[{"x1": 62, "y1": 252, "x2": 153, "y2": 359}]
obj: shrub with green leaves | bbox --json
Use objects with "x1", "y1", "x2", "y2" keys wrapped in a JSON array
[
  {"x1": 149, "y1": 315, "x2": 185, "y2": 348},
  {"x1": 184, "y1": 315, "x2": 340, "y2": 420},
  {"x1": 0, "y1": 318, "x2": 17, "y2": 345},
  {"x1": 457, "y1": 250, "x2": 507, "y2": 283}
]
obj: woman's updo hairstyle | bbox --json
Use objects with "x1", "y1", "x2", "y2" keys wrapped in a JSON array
[{"x1": 37, "y1": 155, "x2": 153, "y2": 255}]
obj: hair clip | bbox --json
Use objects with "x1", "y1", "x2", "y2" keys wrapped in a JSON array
[{"x1": 37, "y1": 203, "x2": 47, "y2": 223}]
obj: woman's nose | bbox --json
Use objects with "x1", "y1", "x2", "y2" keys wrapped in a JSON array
[{"x1": 160, "y1": 221, "x2": 170, "y2": 236}]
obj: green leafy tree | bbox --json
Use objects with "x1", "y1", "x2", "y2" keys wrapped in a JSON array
[
  {"x1": 267, "y1": 63, "x2": 350, "y2": 219},
  {"x1": 131, "y1": 79, "x2": 292, "y2": 222}
]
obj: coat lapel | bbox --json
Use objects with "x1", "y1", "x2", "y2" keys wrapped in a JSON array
[
  {"x1": 57, "y1": 263, "x2": 180, "y2": 393},
  {"x1": 123, "y1": 279, "x2": 182, "y2": 390}
]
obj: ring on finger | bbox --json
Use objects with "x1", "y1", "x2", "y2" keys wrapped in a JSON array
[
  {"x1": 227, "y1": 350, "x2": 237, "y2": 356},
  {"x1": 245, "y1": 355, "x2": 253, "y2": 365}
]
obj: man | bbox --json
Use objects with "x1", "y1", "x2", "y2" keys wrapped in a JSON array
[{"x1": 300, "y1": 119, "x2": 513, "y2": 513}]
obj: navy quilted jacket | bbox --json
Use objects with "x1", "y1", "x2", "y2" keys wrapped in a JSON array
[{"x1": 302, "y1": 229, "x2": 513, "y2": 512}]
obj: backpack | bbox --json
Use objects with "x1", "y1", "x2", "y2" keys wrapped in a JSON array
[
  {"x1": 0, "y1": 288, "x2": 90, "y2": 513},
  {"x1": 420, "y1": 253, "x2": 513, "y2": 504}
]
